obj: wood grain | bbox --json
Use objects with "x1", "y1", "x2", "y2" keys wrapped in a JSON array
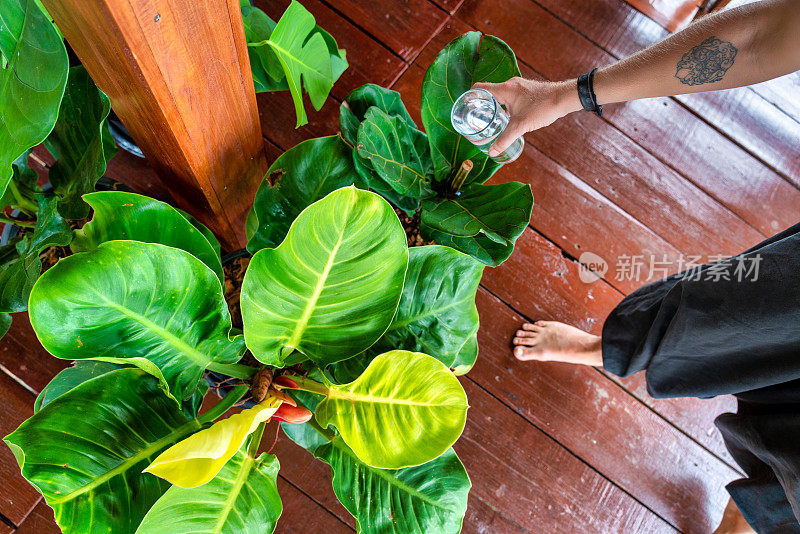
[
  {"x1": 457, "y1": 379, "x2": 677, "y2": 533},
  {"x1": 14, "y1": 500, "x2": 60, "y2": 534},
  {"x1": 275, "y1": 477, "x2": 355, "y2": 533},
  {"x1": 43, "y1": 0, "x2": 269, "y2": 250},
  {"x1": 0, "y1": 373, "x2": 40, "y2": 526},
  {"x1": 0, "y1": 313, "x2": 69, "y2": 394}
]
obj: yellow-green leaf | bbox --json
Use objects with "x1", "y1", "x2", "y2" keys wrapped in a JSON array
[
  {"x1": 144, "y1": 396, "x2": 282, "y2": 488},
  {"x1": 315, "y1": 350, "x2": 468, "y2": 469}
]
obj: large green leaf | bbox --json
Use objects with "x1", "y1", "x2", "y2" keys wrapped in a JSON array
[
  {"x1": 0, "y1": 193, "x2": 71, "y2": 313},
  {"x1": 315, "y1": 350, "x2": 468, "y2": 469},
  {"x1": 420, "y1": 32, "x2": 519, "y2": 186},
  {"x1": 377, "y1": 246, "x2": 483, "y2": 367},
  {"x1": 29, "y1": 241, "x2": 244, "y2": 401},
  {"x1": 241, "y1": 186, "x2": 407, "y2": 367},
  {"x1": 356, "y1": 108, "x2": 434, "y2": 199},
  {"x1": 284, "y1": 420, "x2": 470, "y2": 534},
  {"x1": 246, "y1": 135, "x2": 363, "y2": 253},
  {"x1": 340, "y1": 84, "x2": 421, "y2": 215},
  {"x1": 34, "y1": 360, "x2": 121, "y2": 413},
  {"x1": 242, "y1": 2, "x2": 346, "y2": 96},
  {"x1": 420, "y1": 182, "x2": 533, "y2": 266},
  {"x1": 33, "y1": 359, "x2": 209, "y2": 418},
  {"x1": 4, "y1": 368, "x2": 202, "y2": 534},
  {"x1": 0, "y1": 0, "x2": 68, "y2": 198},
  {"x1": 137, "y1": 449, "x2": 282, "y2": 534},
  {"x1": 340, "y1": 84, "x2": 416, "y2": 146},
  {"x1": 44, "y1": 66, "x2": 117, "y2": 219},
  {"x1": 71, "y1": 191, "x2": 224, "y2": 283},
  {"x1": 249, "y1": 0, "x2": 341, "y2": 127}
]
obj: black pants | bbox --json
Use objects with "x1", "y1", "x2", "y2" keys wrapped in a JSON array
[{"x1": 602, "y1": 222, "x2": 800, "y2": 533}]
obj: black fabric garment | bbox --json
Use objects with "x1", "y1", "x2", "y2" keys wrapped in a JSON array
[{"x1": 601, "y1": 222, "x2": 800, "y2": 533}]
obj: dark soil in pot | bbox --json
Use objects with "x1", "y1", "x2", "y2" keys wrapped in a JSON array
[{"x1": 395, "y1": 208, "x2": 435, "y2": 247}]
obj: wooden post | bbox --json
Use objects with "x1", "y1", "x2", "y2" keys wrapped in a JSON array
[{"x1": 42, "y1": 0, "x2": 269, "y2": 250}]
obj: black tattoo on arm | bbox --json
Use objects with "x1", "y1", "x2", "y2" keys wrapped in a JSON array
[{"x1": 675, "y1": 36, "x2": 738, "y2": 85}]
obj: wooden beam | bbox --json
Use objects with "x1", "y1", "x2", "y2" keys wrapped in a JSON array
[{"x1": 42, "y1": 0, "x2": 269, "y2": 250}]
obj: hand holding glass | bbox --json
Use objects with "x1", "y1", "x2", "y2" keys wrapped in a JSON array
[{"x1": 450, "y1": 88, "x2": 524, "y2": 163}]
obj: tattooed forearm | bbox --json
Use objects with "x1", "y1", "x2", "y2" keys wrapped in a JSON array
[{"x1": 675, "y1": 36, "x2": 738, "y2": 85}]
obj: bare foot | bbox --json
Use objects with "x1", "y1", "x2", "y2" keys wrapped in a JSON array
[{"x1": 512, "y1": 321, "x2": 603, "y2": 366}]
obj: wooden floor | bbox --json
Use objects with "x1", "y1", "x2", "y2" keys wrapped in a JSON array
[{"x1": 2, "y1": 0, "x2": 799, "y2": 532}]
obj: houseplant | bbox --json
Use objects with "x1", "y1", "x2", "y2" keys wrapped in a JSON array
[
  {"x1": 6, "y1": 188, "x2": 479, "y2": 533},
  {"x1": 252, "y1": 31, "x2": 535, "y2": 267},
  {"x1": 3, "y1": 0, "x2": 531, "y2": 531}
]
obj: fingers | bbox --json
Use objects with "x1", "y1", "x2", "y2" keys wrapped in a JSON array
[
  {"x1": 471, "y1": 81, "x2": 516, "y2": 104},
  {"x1": 488, "y1": 119, "x2": 525, "y2": 157}
]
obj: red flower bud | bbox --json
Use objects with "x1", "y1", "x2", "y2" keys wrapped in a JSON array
[
  {"x1": 272, "y1": 403, "x2": 313, "y2": 424},
  {"x1": 273, "y1": 375, "x2": 300, "y2": 389}
]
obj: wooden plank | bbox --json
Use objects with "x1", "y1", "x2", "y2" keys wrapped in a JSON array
[
  {"x1": 526, "y1": 0, "x2": 800, "y2": 189},
  {"x1": 256, "y1": 91, "x2": 342, "y2": 151},
  {"x1": 472, "y1": 287, "x2": 737, "y2": 531},
  {"x1": 0, "y1": 519, "x2": 12, "y2": 534},
  {"x1": 676, "y1": 89, "x2": 800, "y2": 187},
  {"x1": 461, "y1": 494, "x2": 530, "y2": 534},
  {"x1": 275, "y1": 477, "x2": 355, "y2": 533},
  {"x1": 622, "y1": 0, "x2": 699, "y2": 32},
  {"x1": 0, "y1": 373, "x2": 41, "y2": 526},
  {"x1": 14, "y1": 500, "x2": 59, "y2": 534},
  {"x1": 322, "y1": 0, "x2": 448, "y2": 62},
  {"x1": 457, "y1": 379, "x2": 676, "y2": 533},
  {"x1": 44, "y1": 0, "x2": 269, "y2": 250},
  {"x1": 0, "y1": 314, "x2": 68, "y2": 395},
  {"x1": 749, "y1": 73, "x2": 800, "y2": 126},
  {"x1": 428, "y1": 0, "x2": 466, "y2": 15},
  {"x1": 104, "y1": 150, "x2": 176, "y2": 205}
]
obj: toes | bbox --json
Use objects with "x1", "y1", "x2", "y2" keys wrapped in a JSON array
[
  {"x1": 514, "y1": 346, "x2": 542, "y2": 361},
  {"x1": 515, "y1": 329, "x2": 536, "y2": 337},
  {"x1": 535, "y1": 320, "x2": 553, "y2": 327},
  {"x1": 521, "y1": 323, "x2": 543, "y2": 331},
  {"x1": 513, "y1": 336, "x2": 538, "y2": 346}
]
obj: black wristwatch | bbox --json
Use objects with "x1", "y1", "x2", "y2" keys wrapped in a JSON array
[{"x1": 577, "y1": 68, "x2": 603, "y2": 117}]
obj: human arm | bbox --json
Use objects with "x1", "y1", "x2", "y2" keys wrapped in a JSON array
[{"x1": 475, "y1": 0, "x2": 800, "y2": 156}]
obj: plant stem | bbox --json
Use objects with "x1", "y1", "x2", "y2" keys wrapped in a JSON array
[
  {"x1": 0, "y1": 216, "x2": 35, "y2": 228},
  {"x1": 305, "y1": 416, "x2": 336, "y2": 442},
  {"x1": 198, "y1": 384, "x2": 248, "y2": 424},
  {"x1": 450, "y1": 160, "x2": 473, "y2": 195},
  {"x1": 7, "y1": 181, "x2": 38, "y2": 214},
  {"x1": 206, "y1": 361, "x2": 259, "y2": 379},
  {"x1": 247, "y1": 421, "x2": 267, "y2": 457},
  {"x1": 278, "y1": 374, "x2": 330, "y2": 396}
]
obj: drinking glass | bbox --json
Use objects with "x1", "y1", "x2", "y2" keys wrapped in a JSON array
[{"x1": 450, "y1": 88, "x2": 524, "y2": 163}]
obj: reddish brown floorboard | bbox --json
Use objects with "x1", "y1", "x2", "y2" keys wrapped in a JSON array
[{"x1": 3, "y1": 0, "x2": 798, "y2": 532}]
